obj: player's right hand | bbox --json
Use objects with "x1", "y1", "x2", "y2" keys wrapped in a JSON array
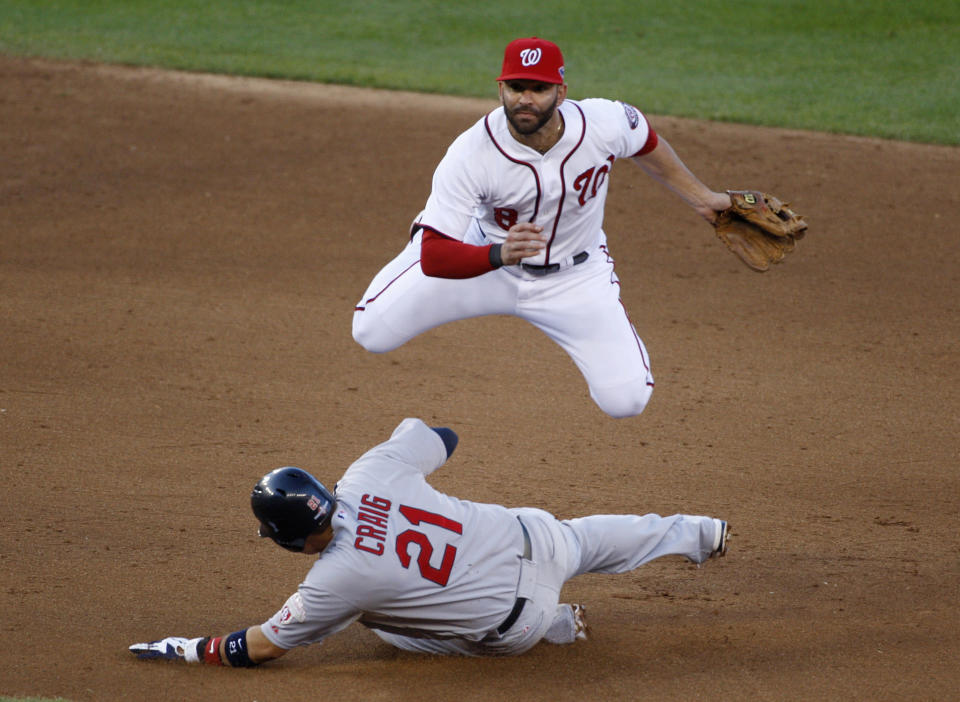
[
  {"x1": 129, "y1": 636, "x2": 201, "y2": 662},
  {"x1": 501, "y1": 222, "x2": 548, "y2": 265}
]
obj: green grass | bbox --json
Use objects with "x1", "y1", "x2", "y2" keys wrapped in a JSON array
[{"x1": 0, "y1": 0, "x2": 957, "y2": 144}]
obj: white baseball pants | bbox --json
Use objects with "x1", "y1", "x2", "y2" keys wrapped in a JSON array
[{"x1": 352, "y1": 231, "x2": 654, "y2": 418}]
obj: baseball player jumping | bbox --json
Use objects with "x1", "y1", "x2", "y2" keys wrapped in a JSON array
[
  {"x1": 130, "y1": 418, "x2": 729, "y2": 665},
  {"x1": 353, "y1": 37, "x2": 735, "y2": 418}
]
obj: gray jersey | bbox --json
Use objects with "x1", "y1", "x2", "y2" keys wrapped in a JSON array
[{"x1": 261, "y1": 418, "x2": 525, "y2": 650}]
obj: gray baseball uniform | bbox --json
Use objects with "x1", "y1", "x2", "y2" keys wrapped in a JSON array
[{"x1": 260, "y1": 418, "x2": 725, "y2": 656}]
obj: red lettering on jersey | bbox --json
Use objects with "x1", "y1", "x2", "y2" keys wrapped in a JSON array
[
  {"x1": 357, "y1": 524, "x2": 386, "y2": 540},
  {"x1": 354, "y1": 494, "x2": 392, "y2": 556},
  {"x1": 574, "y1": 156, "x2": 616, "y2": 207},
  {"x1": 358, "y1": 511, "x2": 389, "y2": 529},
  {"x1": 398, "y1": 505, "x2": 463, "y2": 534},
  {"x1": 592, "y1": 157, "x2": 613, "y2": 196},
  {"x1": 494, "y1": 207, "x2": 518, "y2": 230},
  {"x1": 393, "y1": 505, "x2": 464, "y2": 587},
  {"x1": 355, "y1": 537, "x2": 385, "y2": 555},
  {"x1": 573, "y1": 167, "x2": 595, "y2": 206},
  {"x1": 361, "y1": 494, "x2": 391, "y2": 511},
  {"x1": 396, "y1": 531, "x2": 457, "y2": 586}
]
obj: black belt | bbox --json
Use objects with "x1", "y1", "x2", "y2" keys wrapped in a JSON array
[
  {"x1": 521, "y1": 251, "x2": 589, "y2": 276},
  {"x1": 497, "y1": 518, "x2": 533, "y2": 635}
]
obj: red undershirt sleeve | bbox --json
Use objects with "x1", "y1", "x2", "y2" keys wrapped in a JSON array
[
  {"x1": 630, "y1": 125, "x2": 659, "y2": 158},
  {"x1": 420, "y1": 229, "x2": 502, "y2": 279}
]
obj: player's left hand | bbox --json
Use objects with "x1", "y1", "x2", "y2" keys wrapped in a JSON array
[
  {"x1": 697, "y1": 191, "x2": 734, "y2": 224},
  {"x1": 501, "y1": 222, "x2": 547, "y2": 265},
  {"x1": 129, "y1": 636, "x2": 202, "y2": 662},
  {"x1": 713, "y1": 190, "x2": 807, "y2": 271}
]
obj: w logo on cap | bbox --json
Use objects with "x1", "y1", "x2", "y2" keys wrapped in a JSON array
[
  {"x1": 498, "y1": 37, "x2": 565, "y2": 85},
  {"x1": 520, "y1": 47, "x2": 542, "y2": 67}
]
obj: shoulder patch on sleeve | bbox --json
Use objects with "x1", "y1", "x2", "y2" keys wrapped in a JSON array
[
  {"x1": 278, "y1": 592, "x2": 307, "y2": 625},
  {"x1": 620, "y1": 101, "x2": 641, "y2": 130}
]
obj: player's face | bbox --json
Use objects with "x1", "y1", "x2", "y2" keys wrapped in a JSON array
[{"x1": 500, "y1": 80, "x2": 566, "y2": 135}]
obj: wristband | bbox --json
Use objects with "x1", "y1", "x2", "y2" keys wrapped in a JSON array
[
  {"x1": 489, "y1": 244, "x2": 503, "y2": 269},
  {"x1": 202, "y1": 636, "x2": 224, "y2": 665},
  {"x1": 224, "y1": 629, "x2": 256, "y2": 667}
]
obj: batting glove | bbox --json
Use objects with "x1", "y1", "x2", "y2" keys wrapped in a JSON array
[{"x1": 129, "y1": 636, "x2": 204, "y2": 662}]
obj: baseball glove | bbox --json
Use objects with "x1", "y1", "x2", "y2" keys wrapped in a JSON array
[{"x1": 714, "y1": 190, "x2": 808, "y2": 272}]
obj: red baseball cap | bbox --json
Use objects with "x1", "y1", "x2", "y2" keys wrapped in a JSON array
[{"x1": 497, "y1": 37, "x2": 565, "y2": 84}]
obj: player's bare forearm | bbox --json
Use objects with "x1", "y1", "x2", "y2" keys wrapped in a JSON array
[
  {"x1": 631, "y1": 137, "x2": 731, "y2": 223},
  {"x1": 500, "y1": 222, "x2": 548, "y2": 265},
  {"x1": 243, "y1": 625, "x2": 289, "y2": 663}
]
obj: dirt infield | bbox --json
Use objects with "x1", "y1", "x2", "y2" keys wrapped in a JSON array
[{"x1": 2, "y1": 56, "x2": 958, "y2": 701}]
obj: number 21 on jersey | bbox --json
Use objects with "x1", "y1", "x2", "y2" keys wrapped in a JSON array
[{"x1": 395, "y1": 505, "x2": 462, "y2": 587}]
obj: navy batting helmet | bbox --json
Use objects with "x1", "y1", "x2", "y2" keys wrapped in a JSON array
[{"x1": 251, "y1": 467, "x2": 336, "y2": 552}]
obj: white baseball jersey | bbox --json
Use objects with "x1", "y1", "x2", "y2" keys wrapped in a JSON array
[
  {"x1": 419, "y1": 98, "x2": 653, "y2": 266},
  {"x1": 353, "y1": 98, "x2": 658, "y2": 419},
  {"x1": 260, "y1": 418, "x2": 526, "y2": 649}
]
